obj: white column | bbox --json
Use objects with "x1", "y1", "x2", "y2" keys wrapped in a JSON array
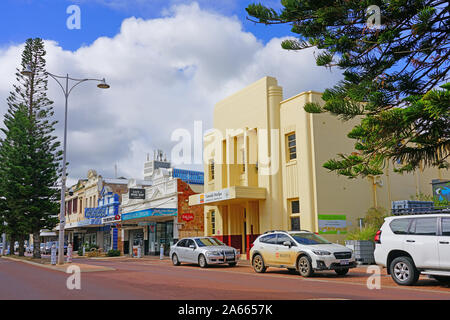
[{"x1": 1, "y1": 232, "x2": 5, "y2": 255}]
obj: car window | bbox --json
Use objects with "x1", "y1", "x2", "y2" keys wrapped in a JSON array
[
  {"x1": 259, "y1": 234, "x2": 277, "y2": 244},
  {"x1": 290, "y1": 232, "x2": 330, "y2": 245},
  {"x1": 186, "y1": 239, "x2": 196, "y2": 248},
  {"x1": 195, "y1": 237, "x2": 224, "y2": 247},
  {"x1": 277, "y1": 234, "x2": 295, "y2": 246},
  {"x1": 390, "y1": 218, "x2": 412, "y2": 235},
  {"x1": 177, "y1": 239, "x2": 187, "y2": 247},
  {"x1": 442, "y1": 218, "x2": 450, "y2": 236},
  {"x1": 409, "y1": 218, "x2": 437, "y2": 236}
]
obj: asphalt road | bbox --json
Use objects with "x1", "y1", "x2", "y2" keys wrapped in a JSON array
[{"x1": 1, "y1": 257, "x2": 449, "y2": 300}]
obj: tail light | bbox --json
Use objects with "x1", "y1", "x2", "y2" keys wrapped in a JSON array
[{"x1": 374, "y1": 230, "x2": 382, "y2": 244}]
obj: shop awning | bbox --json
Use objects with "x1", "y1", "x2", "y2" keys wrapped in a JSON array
[{"x1": 189, "y1": 186, "x2": 266, "y2": 206}]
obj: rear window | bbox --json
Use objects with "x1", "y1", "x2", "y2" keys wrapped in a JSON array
[
  {"x1": 409, "y1": 218, "x2": 437, "y2": 236},
  {"x1": 389, "y1": 218, "x2": 412, "y2": 234},
  {"x1": 259, "y1": 234, "x2": 277, "y2": 244}
]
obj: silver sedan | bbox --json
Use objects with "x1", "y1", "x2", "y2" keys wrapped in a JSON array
[{"x1": 170, "y1": 237, "x2": 240, "y2": 268}]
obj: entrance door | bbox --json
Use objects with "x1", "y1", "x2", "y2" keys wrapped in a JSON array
[{"x1": 156, "y1": 221, "x2": 174, "y2": 256}]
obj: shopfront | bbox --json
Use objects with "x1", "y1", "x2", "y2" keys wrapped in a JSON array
[{"x1": 121, "y1": 208, "x2": 178, "y2": 256}]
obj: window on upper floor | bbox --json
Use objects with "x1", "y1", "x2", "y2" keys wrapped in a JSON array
[
  {"x1": 286, "y1": 133, "x2": 297, "y2": 161},
  {"x1": 209, "y1": 160, "x2": 215, "y2": 181}
]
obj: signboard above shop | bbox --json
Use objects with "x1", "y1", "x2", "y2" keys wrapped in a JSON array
[
  {"x1": 129, "y1": 188, "x2": 146, "y2": 200},
  {"x1": 200, "y1": 188, "x2": 231, "y2": 204}
]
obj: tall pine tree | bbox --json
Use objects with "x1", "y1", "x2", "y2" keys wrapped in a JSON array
[
  {"x1": 246, "y1": 0, "x2": 449, "y2": 177},
  {"x1": 0, "y1": 38, "x2": 61, "y2": 258}
]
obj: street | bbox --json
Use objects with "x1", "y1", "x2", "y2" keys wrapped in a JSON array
[{"x1": 1, "y1": 257, "x2": 449, "y2": 300}]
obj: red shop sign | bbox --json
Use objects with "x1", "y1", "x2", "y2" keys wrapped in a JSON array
[{"x1": 181, "y1": 213, "x2": 194, "y2": 222}]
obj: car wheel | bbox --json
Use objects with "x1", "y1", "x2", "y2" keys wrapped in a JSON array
[
  {"x1": 252, "y1": 254, "x2": 267, "y2": 273},
  {"x1": 390, "y1": 256, "x2": 419, "y2": 286},
  {"x1": 297, "y1": 255, "x2": 314, "y2": 277},
  {"x1": 198, "y1": 254, "x2": 208, "y2": 268},
  {"x1": 432, "y1": 276, "x2": 450, "y2": 285},
  {"x1": 335, "y1": 268, "x2": 349, "y2": 276},
  {"x1": 172, "y1": 254, "x2": 180, "y2": 266}
]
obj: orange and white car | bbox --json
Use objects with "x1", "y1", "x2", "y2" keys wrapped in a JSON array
[{"x1": 250, "y1": 230, "x2": 356, "y2": 277}]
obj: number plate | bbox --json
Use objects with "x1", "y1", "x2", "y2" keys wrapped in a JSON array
[{"x1": 340, "y1": 260, "x2": 349, "y2": 265}]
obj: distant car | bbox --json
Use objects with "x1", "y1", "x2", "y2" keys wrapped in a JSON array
[
  {"x1": 374, "y1": 214, "x2": 450, "y2": 286},
  {"x1": 170, "y1": 237, "x2": 240, "y2": 268},
  {"x1": 26, "y1": 244, "x2": 33, "y2": 254},
  {"x1": 250, "y1": 230, "x2": 356, "y2": 277}
]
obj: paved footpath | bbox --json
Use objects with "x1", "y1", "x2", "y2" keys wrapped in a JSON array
[{"x1": 1, "y1": 256, "x2": 449, "y2": 300}]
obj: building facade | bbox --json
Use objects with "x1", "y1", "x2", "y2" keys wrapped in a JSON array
[
  {"x1": 189, "y1": 76, "x2": 450, "y2": 258},
  {"x1": 62, "y1": 170, "x2": 129, "y2": 252},
  {"x1": 120, "y1": 157, "x2": 204, "y2": 256}
]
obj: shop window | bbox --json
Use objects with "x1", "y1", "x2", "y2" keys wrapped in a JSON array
[
  {"x1": 286, "y1": 133, "x2": 297, "y2": 161},
  {"x1": 210, "y1": 210, "x2": 216, "y2": 234}
]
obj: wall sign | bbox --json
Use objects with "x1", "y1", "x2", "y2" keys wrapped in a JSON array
[
  {"x1": 318, "y1": 214, "x2": 347, "y2": 234},
  {"x1": 129, "y1": 188, "x2": 146, "y2": 200},
  {"x1": 181, "y1": 213, "x2": 194, "y2": 222},
  {"x1": 200, "y1": 188, "x2": 231, "y2": 204}
]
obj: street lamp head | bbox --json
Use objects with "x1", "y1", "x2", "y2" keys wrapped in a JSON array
[
  {"x1": 97, "y1": 78, "x2": 110, "y2": 89},
  {"x1": 21, "y1": 65, "x2": 32, "y2": 77}
]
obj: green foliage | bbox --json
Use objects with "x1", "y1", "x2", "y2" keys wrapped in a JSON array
[
  {"x1": 346, "y1": 207, "x2": 388, "y2": 241},
  {"x1": 346, "y1": 226, "x2": 379, "y2": 241},
  {"x1": 107, "y1": 249, "x2": 121, "y2": 257},
  {"x1": 410, "y1": 192, "x2": 433, "y2": 201},
  {"x1": 246, "y1": 0, "x2": 449, "y2": 178}
]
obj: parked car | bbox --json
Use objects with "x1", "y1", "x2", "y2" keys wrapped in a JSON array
[
  {"x1": 26, "y1": 244, "x2": 33, "y2": 254},
  {"x1": 40, "y1": 243, "x2": 45, "y2": 254},
  {"x1": 374, "y1": 214, "x2": 450, "y2": 286},
  {"x1": 170, "y1": 237, "x2": 240, "y2": 268},
  {"x1": 250, "y1": 230, "x2": 356, "y2": 277},
  {"x1": 43, "y1": 241, "x2": 68, "y2": 255}
]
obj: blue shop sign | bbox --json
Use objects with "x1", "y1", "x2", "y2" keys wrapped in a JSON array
[
  {"x1": 77, "y1": 218, "x2": 102, "y2": 227},
  {"x1": 122, "y1": 208, "x2": 177, "y2": 221}
]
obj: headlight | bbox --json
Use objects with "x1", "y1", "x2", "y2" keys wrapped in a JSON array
[
  {"x1": 206, "y1": 251, "x2": 220, "y2": 256},
  {"x1": 312, "y1": 250, "x2": 331, "y2": 256}
]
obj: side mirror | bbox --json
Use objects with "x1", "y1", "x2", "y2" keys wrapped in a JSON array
[
  {"x1": 189, "y1": 244, "x2": 195, "y2": 249},
  {"x1": 283, "y1": 241, "x2": 292, "y2": 247}
]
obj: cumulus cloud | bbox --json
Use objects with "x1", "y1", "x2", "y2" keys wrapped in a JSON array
[{"x1": 0, "y1": 2, "x2": 342, "y2": 186}]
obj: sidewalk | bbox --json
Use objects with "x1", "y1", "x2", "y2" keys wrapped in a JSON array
[{"x1": 1, "y1": 255, "x2": 115, "y2": 273}]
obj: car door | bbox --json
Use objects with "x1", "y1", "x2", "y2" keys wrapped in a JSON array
[
  {"x1": 404, "y1": 218, "x2": 439, "y2": 269},
  {"x1": 185, "y1": 239, "x2": 198, "y2": 263},
  {"x1": 175, "y1": 239, "x2": 187, "y2": 262},
  {"x1": 258, "y1": 234, "x2": 278, "y2": 265},
  {"x1": 275, "y1": 234, "x2": 296, "y2": 267},
  {"x1": 438, "y1": 217, "x2": 450, "y2": 269}
]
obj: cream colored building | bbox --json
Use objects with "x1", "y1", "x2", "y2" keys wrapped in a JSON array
[{"x1": 189, "y1": 76, "x2": 449, "y2": 258}]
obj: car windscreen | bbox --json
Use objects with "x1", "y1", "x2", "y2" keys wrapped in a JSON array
[
  {"x1": 195, "y1": 238, "x2": 224, "y2": 247},
  {"x1": 290, "y1": 233, "x2": 331, "y2": 245}
]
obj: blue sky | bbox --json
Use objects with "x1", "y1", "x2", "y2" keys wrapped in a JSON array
[
  {"x1": 0, "y1": 0, "x2": 343, "y2": 183},
  {"x1": 0, "y1": 0, "x2": 291, "y2": 51}
]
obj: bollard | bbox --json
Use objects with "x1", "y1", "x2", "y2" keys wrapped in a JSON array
[
  {"x1": 137, "y1": 245, "x2": 142, "y2": 259},
  {"x1": 160, "y1": 244, "x2": 164, "y2": 260},
  {"x1": 67, "y1": 243, "x2": 72, "y2": 263},
  {"x1": 51, "y1": 243, "x2": 57, "y2": 265},
  {"x1": 82, "y1": 245, "x2": 85, "y2": 256}
]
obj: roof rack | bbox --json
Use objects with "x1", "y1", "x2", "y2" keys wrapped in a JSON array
[{"x1": 263, "y1": 229, "x2": 312, "y2": 234}]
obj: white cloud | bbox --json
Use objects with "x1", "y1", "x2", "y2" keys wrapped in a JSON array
[{"x1": 0, "y1": 2, "x2": 342, "y2": 186}]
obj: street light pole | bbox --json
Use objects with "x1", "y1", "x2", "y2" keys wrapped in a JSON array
[{"x1": 22, "y1": 66, "x2": 109, "y2": 265}]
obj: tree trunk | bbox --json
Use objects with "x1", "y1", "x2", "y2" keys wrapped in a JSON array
[
  {"x1": 9, "y1": 235, "x2": 15, "y2": 255},
  {"x1": 32, "y1": 231, "x2": 41, "y2": 259},
  {"x1": 18, "y1": 236, "x2": 25, "y2": 257}
]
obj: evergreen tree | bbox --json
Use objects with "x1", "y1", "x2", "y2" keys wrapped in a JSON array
[
  {"x1": 0, "y1": 38, "x2": 62, "y2": 258},
  {"x1": 246, "y1": 0, "x2": 449, "y2": 177}
]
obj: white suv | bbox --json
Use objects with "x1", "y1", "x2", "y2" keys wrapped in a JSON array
[
  {"x1": 374, "y1": 214, "x2": 450, "y2": 286},
  {"x1": 250, "y1": 230, "x2": 356, "y2": 277}
]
